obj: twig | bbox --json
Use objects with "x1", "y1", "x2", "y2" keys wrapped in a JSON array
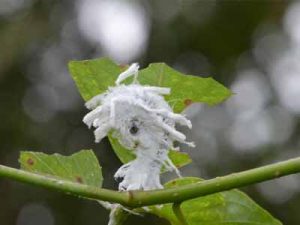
[{"x1": 0, "y1": 157, "x2": 300, "y2": 207}]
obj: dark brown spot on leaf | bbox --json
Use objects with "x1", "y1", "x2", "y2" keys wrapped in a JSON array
[
  {"x1": 184, "y1": 99, "x2": 193, "y2": 106},
  {"x1": 75, "y1": 176, "x2": 83, "y2": 184},
  {"x1": 27, "y1": 158, "x2": 34, "y2": 166},
  {"x1": 118, "y1": 64, "x2": 127, "y2": 69}
]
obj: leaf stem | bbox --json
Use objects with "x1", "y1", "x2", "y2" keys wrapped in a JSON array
[
  {"x1": 172, "y1": 202, "x2": 188, "y2": 225},
  {"x1": 1, "y1": 157, "x2": 300, "y2": 207}
]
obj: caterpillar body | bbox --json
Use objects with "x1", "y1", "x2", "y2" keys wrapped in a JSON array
[{"x1": 83, "y1": 63, "x2": 194, "y2": 191}]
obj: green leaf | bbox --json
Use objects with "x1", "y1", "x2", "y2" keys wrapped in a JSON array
[
  {"x1": 68, "y1": 58, "x2": 121, "y2": 102},
  {"x1": 148, "y1": 177, "x2": 282, "y2": 225},
  {"x1": 68, "y1": 57, "x2": 231, "y2": 167},
  {"x1": 19, "y1": 150, "x2": 103, "y2": 187},
  {"x1": 68, "y1": 57, "x2": 231, "y2": 112},
  {"x1": 137, "y1": 63, "x2": 232, "y2": 113},
  {"x1": 108, "y1": 134, "x2": 192, "y2": 169}
]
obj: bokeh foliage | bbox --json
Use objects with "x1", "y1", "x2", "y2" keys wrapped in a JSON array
[{"x1": 0, "y1": 1, "x2": 298, "y2": 225}]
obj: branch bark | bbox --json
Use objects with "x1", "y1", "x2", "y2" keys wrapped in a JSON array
[{"x1": 1, "y1": 157, "x2": 300, "y2": 207}]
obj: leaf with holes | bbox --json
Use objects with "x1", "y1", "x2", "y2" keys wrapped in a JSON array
[
  {"x1": 19, "y1": 150, "x2": 102, "y2": 187},
  {"x1": 68, "y1": 57, "x2": 231, "y2": 167},
  {"x1": 148, "y1": 177, "x2": 282, "y2": 225}
]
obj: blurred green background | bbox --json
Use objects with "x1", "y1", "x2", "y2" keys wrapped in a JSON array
[{"x1": 1, "y1": 0, "x2": 300, "y2": 224}]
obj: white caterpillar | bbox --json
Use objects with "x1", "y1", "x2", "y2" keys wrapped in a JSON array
[{"x1": 83, "y1": 63, "x2": 194, "y2": 191}]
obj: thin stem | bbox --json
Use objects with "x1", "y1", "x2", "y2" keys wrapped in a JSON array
[
  {"x1": 129, "y1": 157, "x2": 300, "y2": 207},
  {"x1": 1, "y1": 157, "x2": 300, "y2": 207},
  {"x1": 172, "y1": 202, "x2": 188, "y2": 225},
  {"x1": 0, "y1": 165, "x2": 128, "y2": 205}
]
